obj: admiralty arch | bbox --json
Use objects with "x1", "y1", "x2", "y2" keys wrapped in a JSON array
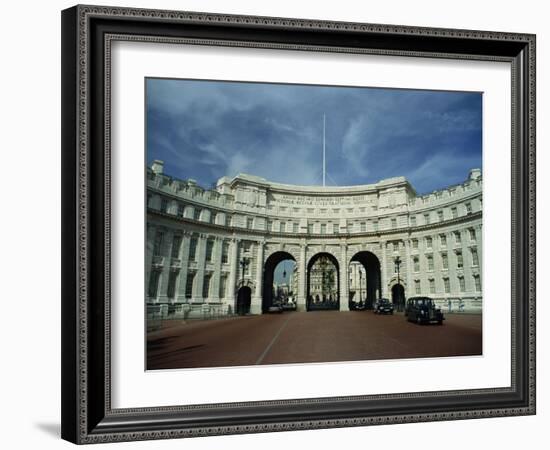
[{"x1": 146, "y1": 160, "x2": 482, "y2": 319}]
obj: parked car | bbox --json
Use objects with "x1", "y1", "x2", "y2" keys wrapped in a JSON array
[
  {"x1": 374, "y1": 298, "x2": 394, "y2": 314},
  {"x1": 405, "y1": 297, "x2": 444, "y2": 324},
  {"x1": 267, "y1": 303, "x2": 284, "y2": 313}
]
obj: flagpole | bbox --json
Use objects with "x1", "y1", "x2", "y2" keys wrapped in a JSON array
[{"x1": 323, "y1": 113, "x2": 326, "y2": 187}]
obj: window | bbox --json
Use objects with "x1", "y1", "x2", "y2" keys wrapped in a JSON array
[
  {"x1": 171, "y1": 235, "x2": 182, "y2": 259},
  {"x1": 427, "y1": 255, "x2": 434, "y2": 271},
  {"x1": 426, "y1": 236, "x2": 433, "y2": 249},
  {"x1": 391, "y1": 218, "x2": 397, "y2": 228},
  {"x1": 465, "y1": 202, "x2": 472, "y2": 214},
  {"x1": 473, "y1": 274, "x2": 481, "y2": 292},
  {"x1": 308, "y1": 223, "x2": 314, "y2": 234},
  {"x1": 203, "y1": 274, "x2": 211, "y2": 298},
  {"x1": 454, "y1": 231, "x2": 462, "y2": 245},
  {"x1": 471, "y1": 248, "x2": 479, "y2": 266},
  {"x1": 456, "y1": 250, "x2": 463, "y2": 269},
  {"x1": 193, "y1": 208, "x2": 201, "y2": 221},
  {"x1": 333, "y1": 223, "x2": 339, "y2": 234},
  {"x1": 415, "y1": 280, "x2": 421, "y2": 295},
  {"x1": 247, "y1": 217, "x2": 254, "y2": 229},
  {"x1": 440, "y1": 234, "x2": 447, "y2": 246},
  {"x1": 429, "y1": 278, "x2": 436, "y2": 294},
  {"x1": 320, "y1": 223, "x2": 326, "y2": 234},
  {"x1": 469, "y1": 228, "x2": 477, "y2": 242},
  {"x1": 177, "y1": 203, "x2": 185, "y2": 216},
  {"x1": 153, "y1": 231, "x2": 164, "y2": 256},
  {"x1": 424, "y1": 213, "x2": 430, "y2": 224},
  {"x1": 373, "y1": 221, "x2": 379, "y2": 232},
  {"x1": 442, "y1": 252, "x2": 449, "y2": 269},
  {"x1": 413, "y1": 257, "x2": 420, "y2": 272},
  {"x1": 205, "y1": 239, "x2": 214, "y2": 262},
  {"x1": 443, "y1": 277, "x2": 450, "y2": 294},
  {"x1": 219, "y1": 275, "x2": 227, "y2": 299},
  {"x1": 451, "y1": 207, "x2": 458, "y2": 218},
  {"x1": 360, "y1": 222, "x2": 366, "y2": 232},
  {"x1": 412, "y1": 239, "x2": 418, "y2": 249},
  {"x1": 293, "y1": 222, "x2": 299, "y2": 233},
  {"x1": 185, "y1": 273, "x2": 195, "y2": 298},
  {"x1": 189, "y1": 237, "x2": 198, "y2": 261},
  {"x1": 410, "y1": 216, "x2": 417, "y2": 227},
  {"x1": 222, "y1": 242, "x2": 229, "y2": 264},
  {"x1": 438, "y1": 210, "x2": 444, "y2": 221},
  {"x1": 167, "y1": 272, "x2": 178, "y2": 298},
  {"x1": 148, "y1": 270, "x2": 160, "y2": 298},
  {"x1": 281, "y1": 222, "x2": 286, "y2": 233},
  {"x1": 458, "y1": 276, "x2": 466, "y2": 292},
  {"x1": 267, "y1": 220, "x2": 272, "y2": 231},
  {"x1": 160, "y1": 198, "x2": 169, "y2": 213}
]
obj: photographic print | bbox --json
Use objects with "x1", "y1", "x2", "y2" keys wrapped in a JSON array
[{"x1": 145, "y1": 78, "x2": 483, "y2": 370}]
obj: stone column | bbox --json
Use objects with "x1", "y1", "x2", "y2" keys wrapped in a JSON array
[
  {"x1": 405, "y1": 239, "x2": 412, "y2": 298},
  {"x1": 145, "y1": 224, "x2": 156, "y2": 302},
  {"x1": 210, "y1": 237, "x2": 223, "y2": 303},
  {"x1": 251, "y1": 240, "x2": 264, "y2": 314},
  {"x1": 176, "y1": 233, "x2": 191, "y2": 302},
  {"x1": 297, "y1": 242, "x2": 307, "y2": 312},
  {"x1": 339, "y1": 243, "x2": 349, "y2": 311},
  {"x1": 475, "y1": 224, "x2": 482, "y2": 277},
  {"x1": 449, "y1": 231, "x2": 459, "y2": 297},
  {"x1": 192, "y1": 234, "x2": 207, "y2": 303},
  {"x1": 158, "y1": 229, "x2": 174, "y2": 303},
  {"x1": 226, "y1": 238, "x2": 239, "y2": 313},
  {"x1": 381, "y1": 241, "x2": 388, "y2": 298}
]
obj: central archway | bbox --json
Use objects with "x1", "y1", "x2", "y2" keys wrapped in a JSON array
[
  {"x1": 262, "y1": 251, "x2": 297, "y2": 313},
  {"x1": 307, "y1": 253, "x2": 340, "y2": 311},
  {"x1": 349, "y1": 251, "x2": 381, "y2": 310}
]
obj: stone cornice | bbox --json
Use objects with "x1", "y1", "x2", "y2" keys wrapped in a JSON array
[{"x1": 148, "y1": 209, "x2": 482, "y2": 240}]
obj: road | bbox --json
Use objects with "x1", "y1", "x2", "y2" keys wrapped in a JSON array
[{"x1": 147, "y1": 311, "x2": 482, "y2": 370}]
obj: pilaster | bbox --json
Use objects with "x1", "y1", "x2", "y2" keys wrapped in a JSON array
[{"x1": 339, "y1": 242, "x2": 349, "y2": 311}]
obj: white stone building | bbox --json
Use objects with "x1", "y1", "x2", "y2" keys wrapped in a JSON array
[{"x1": 146, "y1": 160, "x2": 482, "y2": 319}]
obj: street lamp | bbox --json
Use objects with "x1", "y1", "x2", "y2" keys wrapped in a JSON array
[
  {"x1": 394, "y1": 256, "x2": 402, "y2": 311},
  {"x1": 239, "y1": 257, "x2": 250, "y2": 289}
]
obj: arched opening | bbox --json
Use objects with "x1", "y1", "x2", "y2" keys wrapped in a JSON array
[
  {"x1": 307, "y1": 253, "x2": 339, "y2": 311},
  {"x1": 391, "y1": 283, "x2": 405, "y2": 312},
  {"x1": 348, "y1": 251, "x2": 381, "y2": 310},
  {"x1": 262, "y1": 252, "x2": 297, "y2": 313},
  {"x1": 236, "y1": 286, "x2": 251, "y2": 315}
]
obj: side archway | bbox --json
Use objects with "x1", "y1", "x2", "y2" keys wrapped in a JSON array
[
  {"x1": 348, "y1": 251, "x2": 381, "y2": 310},
  {"x1": 236, "y1": 286, "x2": 251, "y2": 315}
]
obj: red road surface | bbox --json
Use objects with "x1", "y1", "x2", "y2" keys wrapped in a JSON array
[{"x1": 147, "y1": 311, "x2": 482, "y2": 370}]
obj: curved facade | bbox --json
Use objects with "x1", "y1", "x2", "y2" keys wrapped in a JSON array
[{"x1": 146, "y1": 160, "x2": 482, "y2": 319}]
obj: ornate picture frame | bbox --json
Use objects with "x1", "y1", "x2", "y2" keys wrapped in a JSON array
[{"x1": 61, "y1": 5, "x2": 536, "y2": 444}]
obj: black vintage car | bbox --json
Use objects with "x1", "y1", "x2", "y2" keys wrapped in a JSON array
[
  {"x1": 373, "y1": 298, "x2": 394, "y2": 314},
  {"x1": 405, "y1": 297, "x2": 444, "y2": 324}
]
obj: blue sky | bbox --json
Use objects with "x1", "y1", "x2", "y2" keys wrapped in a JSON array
[{"x1": 146, "y1": 78, "x2": 482, "y2": 195}]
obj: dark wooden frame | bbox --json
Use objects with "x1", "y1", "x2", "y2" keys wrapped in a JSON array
[{"x1": 61, "y1": 4, "x2": 536, "y2": 444}]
